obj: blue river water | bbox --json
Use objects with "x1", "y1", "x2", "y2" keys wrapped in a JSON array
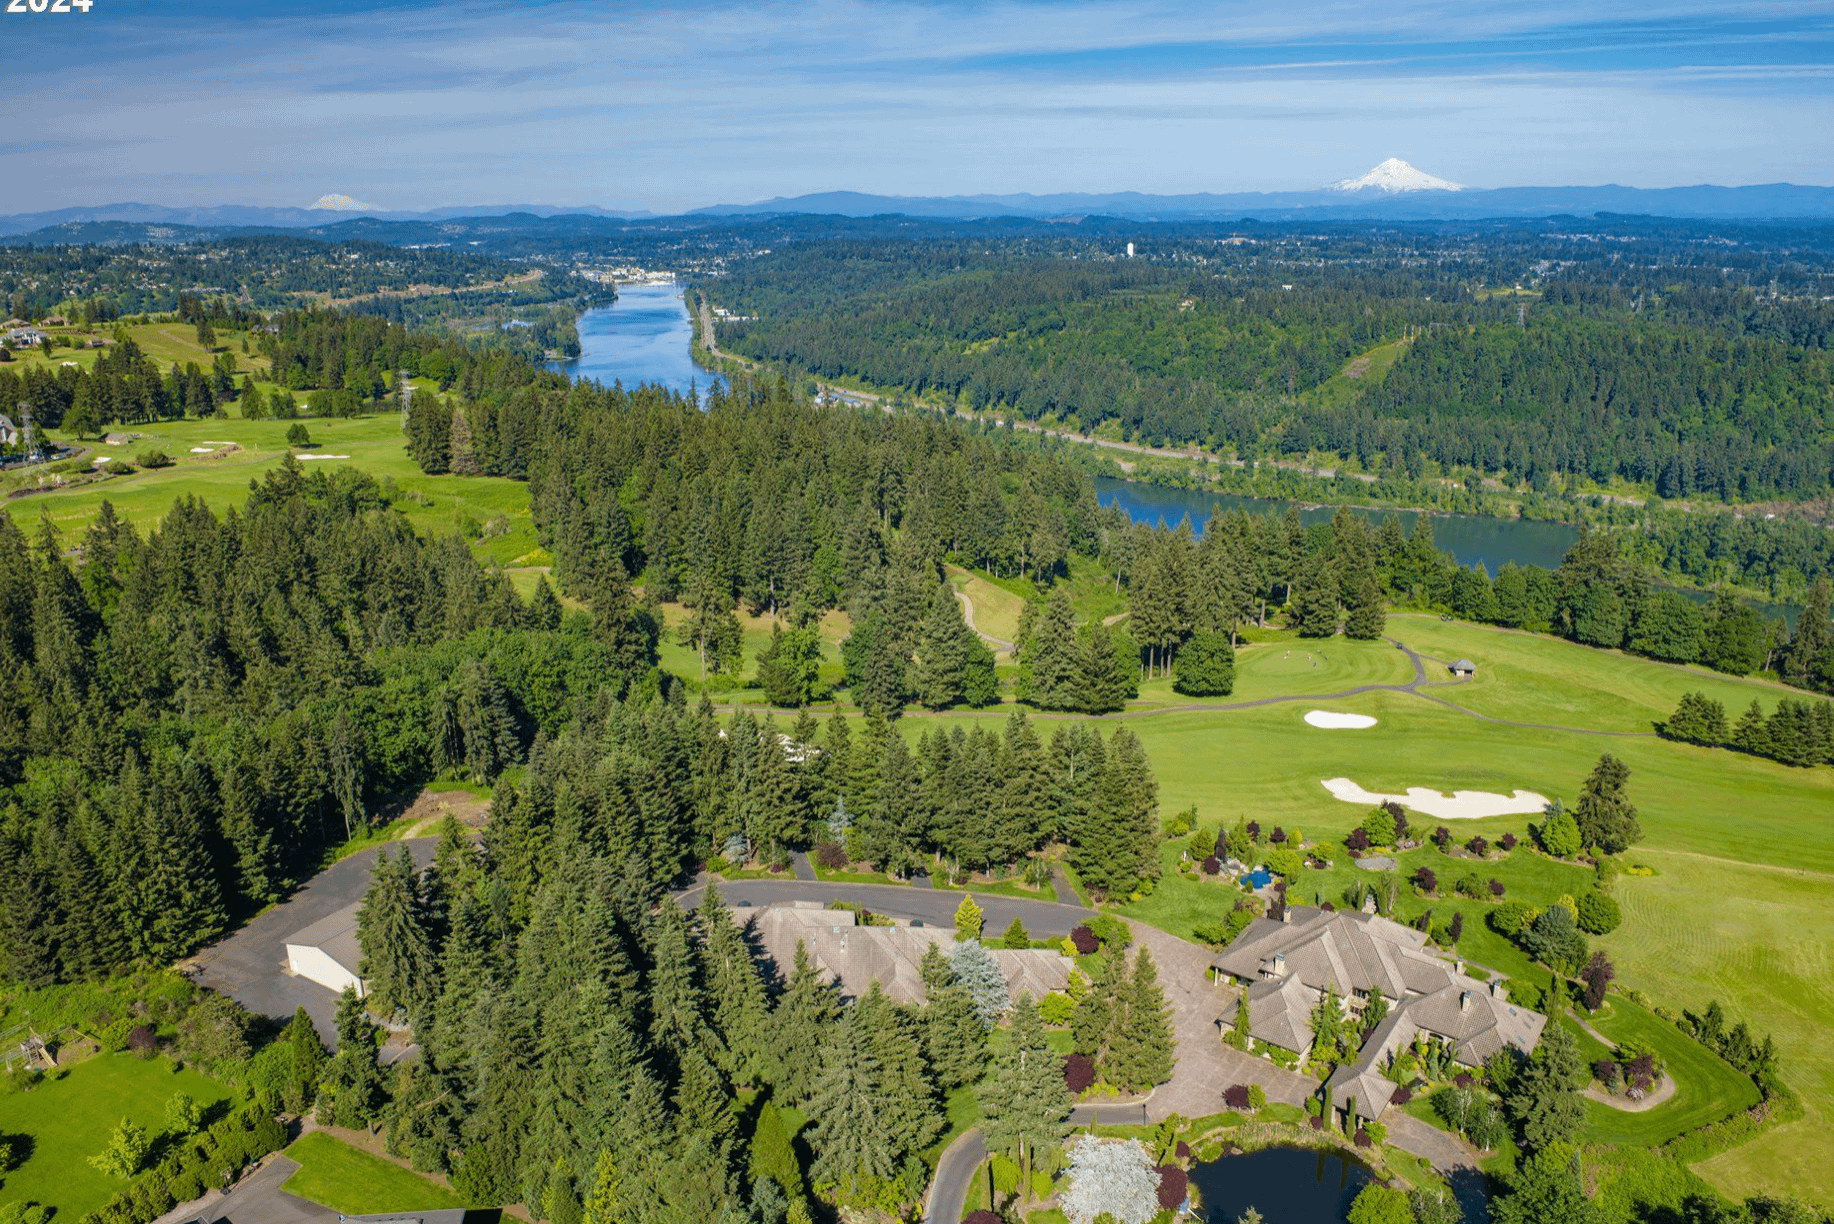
[
  {"x1": 553, "y1": 284, "x2": 1786, "y2": 617},
  {"x1": 548, "y1": 281, "x2": 723, "y2": 400},
  {"x1": 1096, "y1": 476, "x2": 1581, "y2": 574}
]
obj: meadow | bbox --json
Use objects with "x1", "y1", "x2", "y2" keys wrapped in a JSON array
[
  {"x1": 279, "y1": 1131, "x2": 469, "y2": 1214},
  {"x1": 0, "y1": 1052, "x2": 236, "y2": 1220}
]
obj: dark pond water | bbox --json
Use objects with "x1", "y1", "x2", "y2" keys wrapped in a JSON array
[
  {"x1": 1188, "y1": 1144, "x2": 1375, "y2": 1223},
  {"x1": 1095, "y1": 475, "x2": 1581, "y2": 574},
  {"x1": 548, "y1": 281, "x2": 722, "y2": 400}
]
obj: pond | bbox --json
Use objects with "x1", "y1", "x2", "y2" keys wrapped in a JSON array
[{"x1": 1187, "y1": 1144, "x2": 1374, "y2": 1223}]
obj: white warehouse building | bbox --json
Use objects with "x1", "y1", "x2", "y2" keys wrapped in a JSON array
[{"x1": 283, "y1": 903, "x2": 366, "y2": 997}]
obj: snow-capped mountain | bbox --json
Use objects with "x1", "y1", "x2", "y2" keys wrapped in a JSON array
[{"x1": 1330, "y1": 158, "x2": 1463, "y2": 193}]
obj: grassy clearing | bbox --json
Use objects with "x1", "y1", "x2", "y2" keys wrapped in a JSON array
[
  {"x1": 1386, "y1": 613, "x2": 1806, "y2": 734},
  {"x1": 1304, "y1": 336, "x2": 1413, "y2": 410},
  {"x1": 946, "y1": 564, "x2": 1026, "y2": 646},
  {"x1": 1577, "y1": 999, "x2": 1760, "y2": 1147},
  {"x1": 279, "y1": 1131, "x2": 468, "y2": 1214},
  {"x1": 0, "y1": 1053, "x2": 236, "y2": 1220},
  {"x1": 11, "y1": 413, "x2": 541, "y2": 567},
  {"x1": 654, "y1": 605, "x2": 851, "y2": 693}
]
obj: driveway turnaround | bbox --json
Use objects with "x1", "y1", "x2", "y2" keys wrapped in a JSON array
[{"x1": 191, "y1": 840, "x2": 435, "y2": 1048}]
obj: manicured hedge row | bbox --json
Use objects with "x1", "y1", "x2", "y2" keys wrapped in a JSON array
[{"x1": 78, "y1": 1104, "x2": 287, "y2": 1224}]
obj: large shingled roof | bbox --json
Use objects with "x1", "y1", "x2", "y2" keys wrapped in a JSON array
[{"x1": 740, "y1": 903, "x2": 1072, "y2": 1005}]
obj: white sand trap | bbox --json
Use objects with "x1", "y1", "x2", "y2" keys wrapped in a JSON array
[
  {"x1": 1305, "y1": 710, "x2": 1377, "y2": 729},
  {"x1": 1321, "y1": 777, "x2": 1549, "y2": 821},
  {"x1": 189, "y1": 447, "x2": 217, "y2": 453},
  {"x1": 296, "y1": 454, "x2": 351, "y2": 460}
]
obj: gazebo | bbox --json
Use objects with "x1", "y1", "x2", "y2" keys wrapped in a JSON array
[{"x1": 1450, "y1": 659, "x2": 1476, "y2": 677}]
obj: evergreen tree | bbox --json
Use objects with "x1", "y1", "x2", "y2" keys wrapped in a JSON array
[
  {"x1": 948, "y1": 938, "x2": 1010, "y2": 1028},
  {"x1": 1572, "y1": 754, "x2": 1640, "y2": 854},
  {"x1": 528, "y1": 576, "x2": 563, "y2": 631},
  {"x1": 1172, "y1": 629, "x2": 1235, "y2": 696},
  {"x1": 357, "y1": 845, "x2": 437, "y2": 1024},
  {"x1": 282, "y1": 1005, "x2": 325, "y2": 1114},
  {"x1": 1106, "y1": 948, "x2": 1175, "y2": 1092},
  {"x1": 979, "y1": 996, "x2": 1073, "y2": 1206},
  {"x1": 1490, "y1": 1143, "x2": 1600, "y2": 1224},
  {"x1": 1506, "y1": 1026, "x2": 1586, "y2": 1152},
  {"x1": 919, "y1": 942, "x2": 987, "y2": 1088},
  {"x1": 1290, "y1": 554, "x2": 1340, "y2": 638},
  {"x1": 1782, "y1": 576, "x2": 1833, "y2": 691},
  {"x1": 1017, "y1": 587, "x2": 1082, "y2": 710},
  {"x1": 756, "y1": 622, "x2": 826, "y2": 708},
  {"x1": 772, "y1": 942, "x2": 841, "y2": 1105},
  {"x1": 804, "y1": 1009, "x2": 895, "y2": 1202}
]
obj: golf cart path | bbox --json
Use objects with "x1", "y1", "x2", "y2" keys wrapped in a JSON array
[{"x1": 955, "y1": 587, "x2": 1015, "y2": 652}]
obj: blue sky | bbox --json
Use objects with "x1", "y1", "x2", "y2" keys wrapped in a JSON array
[{"x1": 3, "y1": 0, "x2": 1831, "y2": 213}]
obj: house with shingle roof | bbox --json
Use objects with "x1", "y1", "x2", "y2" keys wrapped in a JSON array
[
  {"x1": 1215, "y1": 906, "x2": 1544, "y2": 1123},
  {"x1": 741, "y1": 902, "x2": 1072, "y2": 1006}
]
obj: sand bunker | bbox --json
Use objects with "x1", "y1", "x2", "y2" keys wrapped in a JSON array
[
  {"x1": 297, "y1": 454, "x2": 351, "y2": 460},
  {"x1": 1322, "y1": 777, "x2": 1549, "y2": 821},
  {"x1": 1305, "y1": 710, "x2": 1377, "y2": 729}
]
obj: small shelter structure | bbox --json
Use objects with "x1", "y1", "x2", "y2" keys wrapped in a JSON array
[
  {"x1": 284, "y1": 903, "x2": 366, "y2": 997},
  {"x1": 1449, "y1": 659, "x2": 1476, "y2": 677}
]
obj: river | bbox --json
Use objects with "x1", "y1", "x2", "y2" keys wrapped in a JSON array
[
  {"x1": 556, "y1": 286, "x2": 1784, "y2": 613},
  {"x1": 1096, "y1": 477, "x2": 1581, "y2": 574},
  {"x1": 548, "y1": 281, "x2": 723, "y2": 399}
]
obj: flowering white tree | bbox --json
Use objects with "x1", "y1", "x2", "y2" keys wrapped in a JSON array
[{"x1": 1060, "y1": 1136, "x2": 1159, "y2": 1224}]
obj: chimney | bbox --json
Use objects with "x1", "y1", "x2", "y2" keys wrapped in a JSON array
[
  {"x1": 1280, "y1": 906, "x2": 1291, "y2": 924},
  {"x1": 1459, "y1": 990, "x2": 1471, "y2": 1013},
  {"x1": 1273, "y1": 952, "x2": 1287, "y2": 978}
]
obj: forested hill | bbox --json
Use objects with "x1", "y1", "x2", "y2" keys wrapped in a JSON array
[{"x1": 703, "y1": 222, "x2": 1834, "y2": 503}]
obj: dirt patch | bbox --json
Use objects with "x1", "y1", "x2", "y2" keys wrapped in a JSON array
[
  {"x1": 1342, "y1": 356, "x2": 1373, "y2": 380},
  {"x1": 397, "y1": 788, "x2": 490, "y2": 836}
]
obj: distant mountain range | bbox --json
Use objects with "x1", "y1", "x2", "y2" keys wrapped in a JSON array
[
  {"x1": 7, "y1": 161, "x2": 1834, "y2": 236},
  {"x1": 0, "y1": 201, "x2": 650, "y2": 237},
  {"x1": 688, "y1": 182, "x2": 1834, "y2": 221}
]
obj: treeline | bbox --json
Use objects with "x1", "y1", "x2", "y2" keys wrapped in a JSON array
[
  {"x1": 1091, "y1": 506, "x2": 1834, "y2": 699},
  {"x1": 1662, "y1": 691, "x2": 1834, "y2": 767},
  {"x1": 0, "y1": 235, "x2": 564, "y2": 320},
  {"x1": 705, "y1": 225, "x2": 1834, "y2": 500},
  {"x1": 0, "y1": 462, "x2": 646, "y2": 985}
]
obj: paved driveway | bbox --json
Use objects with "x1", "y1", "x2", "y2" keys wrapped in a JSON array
[
  {"x1": 191, "y1": 840, "x2": 435, "y2": 1048},
  {"x1": 676, "y1": 878, "x2": 1095, "y2": 938}
]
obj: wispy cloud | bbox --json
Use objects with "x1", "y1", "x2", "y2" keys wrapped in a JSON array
[{"x1": 2, "y1": 0, "x2": 1830, "y2": 211}]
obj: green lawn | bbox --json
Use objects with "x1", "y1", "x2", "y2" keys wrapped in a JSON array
[
  {"x1": 279, "y1": 1131, "x2": 469, "y2": 1214},
  {"x1": 0, "y1": 1053, "x2": 236, "y2": 1220},
  {"x1": 10, "y1": 413, "x2": 543, "y2": 568},
  {"x1": 1577, "y1": 999, "x2": 1760, "y2": 1147},
  {"x1": 1386, "y1": 613, "x2": 1808, "y2": 735},
  {"x1": 946, "y1": 564, "x2": 1026, "y2": 647}
]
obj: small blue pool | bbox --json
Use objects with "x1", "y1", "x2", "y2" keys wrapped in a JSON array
[{"x1": 1243, "y1": 870, "x2": 1273, "y2": 889}]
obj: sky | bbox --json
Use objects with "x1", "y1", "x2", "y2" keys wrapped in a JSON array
[{"x1": 3, "y1": 0, "x2": 1832, "y2": 214}]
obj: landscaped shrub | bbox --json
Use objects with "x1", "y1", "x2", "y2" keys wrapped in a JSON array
[
  {"x1": 1201, "y1": 856, "x2": 1221, "y2": 875},
  {"x1": 1412, "y1": 867, "x2": 1438, "y2": 894},
  {"x1": 964, "y1": 1212, "x2": 1002, "y2": 1224},
  {"x1": 1465, "y1": 836, "x2": 1489, "y2": 857},
  {"x1": 1084, "y1": 914, "x2": 1132, "y2": 951},
  {"x1": 1500, "y1": 833, "x2": 1518, "y2": 851},
  {"x1": 812, "y1": 841, "x2": 846, "y2": 870},
  {"x1": 1269, "y1": 827, "x2": 1287, "y2": 844},
  {"x1": 1391, "y1": 1085, "x2": 1412, "y2": 1104},
  {"x1": 1064, "y1": 1053, "x2": 1096, "y2": 1093},
  {"x1": 1248, "y1": 1084, "x2": 1266, "y2": 1109},
  {"x1": 1353, "y1": 1129, "x2": 1373, "y2": 1148},
  {"x1": 1432, "y1": 826, "x2": 1452, "y2": 848},
  {"x1": 126, "y1": 1025, "x2": 156, "y2": 1058},
  {"x1": 1576, "y1": 891, "x2": 1623, "y2": 935},
  {"x1": 1344, "y1": 828, "x2": 1371, "y2": 853},
  {"x1": 1069, "y1": 925, "x2": 1098, "y2": 955},
  {"x1": 1489, "y1": 879, "x2": 1506, "y2": 897},
  {"x1": 1224, "y1": 1084, "x2": 1251, "y2": 1109},
  {"x1": 1156, "y1": 1165, "x2": 1188, "y2": 1209}
]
